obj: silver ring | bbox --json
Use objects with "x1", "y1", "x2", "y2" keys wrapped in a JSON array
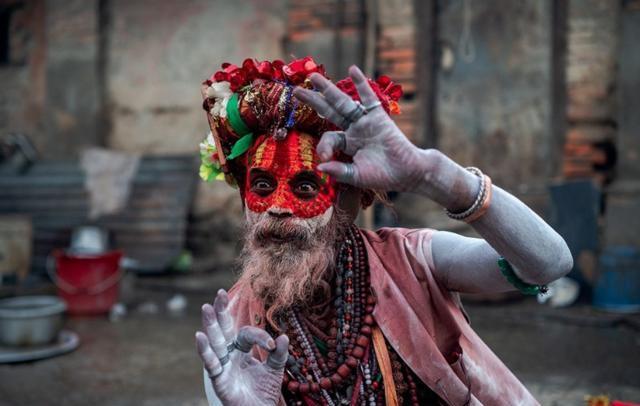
[
  {"x1": 266, "y1": 355, "x2": 287, "y2": 370},
  {"x1": 340, "y1": 116, "x2": 352, "y2": 130},
  {"x1": 363, "y1": 100, "x2": 382, "y2": 113},
  {"x1": 345, "y1": 101, "x2": 366, "y2": 123},
  {"x1": 209, "y1": 366, "x2": 224, "y2": 379},
  {"x1": 343, "y1": 164, "x2": 355, "y2": 181},
  {"x1": 234, "y1": 339, "x2": 252, "y2": 353},
  {"x1": 219, "y1": 353, "x2": 231, "y2": 366},
  {"x1": 335, "y1": 132, "x2": 347, "y2": 152},
  {"x1": 227, "y1": 342, "x2": 236, "y2": 353}
]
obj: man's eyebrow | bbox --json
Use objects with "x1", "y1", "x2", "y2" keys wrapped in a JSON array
[
  {"x1": 292, "y1": 170, "x2": 318, "y2": 179},
  {"x1": 249, "y1": 168, "x2": 271, "y2": 178}
]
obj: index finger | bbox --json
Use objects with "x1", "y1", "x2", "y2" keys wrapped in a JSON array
[
  {"x1": 236, "y1": 326, "x2": 276, "y2": 353},
  {"x1": 309, "y1": 73, "x2": 359, "y2": 118},
  {"x1": 213, "y1": 289, "x2": 235, "y2": 343},
  {"x1": 348, "y1": 65, "x2": 379, "y2": 106}
]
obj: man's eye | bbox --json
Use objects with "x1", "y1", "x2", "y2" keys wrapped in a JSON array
[
  {"x1": 251, "y1": 178, "x2": 275, "y2": 196},
  {"x1": 294, "y1": 181, "x2": 318, "y2": 198}
]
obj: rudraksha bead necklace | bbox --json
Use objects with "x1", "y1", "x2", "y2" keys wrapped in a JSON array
[
  {"x1": 280, "y1": 225, "x2": 379, "y2": 405},
  {"x1": 279, "y1": 225, "x2": 426, "y2": 405}
]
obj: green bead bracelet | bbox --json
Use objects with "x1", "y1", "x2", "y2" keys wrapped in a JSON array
[{"x1": 497, "y1": 257, "x2": 548, "y2": 296}]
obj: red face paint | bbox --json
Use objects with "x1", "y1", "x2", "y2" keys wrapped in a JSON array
[{"x1": 244, "y1": 130, "x2": 336, "y2": 218}]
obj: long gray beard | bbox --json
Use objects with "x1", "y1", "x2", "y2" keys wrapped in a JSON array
[{"x1": 238, "y1": 207, "x2": 350, "y2": 328}]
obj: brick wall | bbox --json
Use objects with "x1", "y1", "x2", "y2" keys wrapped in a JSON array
[
  {"x1": 286, "y1": 0, "x2": 364, "y2": 78},
  {"x1": 562, "y1": 0, "x2": 619, "y2": 184},
  {"x1": 286, "y1": 0, "x2": 419, "y2": 142},
  {"x1": 376, "y1": 0, "x2": 417, "y2": 142}
]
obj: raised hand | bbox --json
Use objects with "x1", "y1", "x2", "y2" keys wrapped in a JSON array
[
  {"x1": 293, "y1": 65, "x2": 432, "y2": 193},
  {"x1": 195, "y1": 289, "x2": 289, "y2": 406}
]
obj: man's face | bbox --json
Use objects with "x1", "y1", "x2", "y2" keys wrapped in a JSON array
[
  {"x1": 244, "y1": 130, "x2": 337, "y2": 220},
  {"x1": 240, "y1": 131, "x2": 342, "y2": 322}
]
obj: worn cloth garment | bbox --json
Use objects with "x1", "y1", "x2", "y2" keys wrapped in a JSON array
[
  {"x1": 204, "y1": 227, "x2": 539, "y2": 406},
  {"x1": 80, "y1": 148, "x2": 140, "y2": 219}
]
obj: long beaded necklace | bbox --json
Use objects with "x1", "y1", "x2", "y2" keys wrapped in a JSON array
[
  {"x1": 280, "y1": 225, "x2": 379, "y2": 405},
  {"x1": 278, "y1": 225, "x2": 434, "y2": 406}
]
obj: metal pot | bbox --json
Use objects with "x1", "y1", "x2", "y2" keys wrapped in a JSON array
[
  {"x1": 69, "y1": 226, "x2": 110, "y2": 255},
  {"x1": 0, "y1": 296, "x2": 66, "y2": 347}
]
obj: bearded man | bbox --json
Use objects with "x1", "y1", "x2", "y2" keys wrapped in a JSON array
[{"x1": 194, "y1": 57, "x2": 572, "y2": 406}]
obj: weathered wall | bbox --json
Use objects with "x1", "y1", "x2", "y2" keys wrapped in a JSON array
[
  {"x1": 0, "y1": 1, "x2": 45, "y2": 152},
  {"x1": 376, "y1": 0, "x2": 418, "y2": 143},
  {"x1": 46, "y1": 0, "x2": 103, "y2": 156},
  {"x1": 106, "y1": 0, "x2": 286, "y2": 156},
  {"x1": 604, "y1": 0, "x2": 640, "y2": 248},
  {"x1": 105, "y1": 0, "x2": 287, "y2": 264},
  {"x1": 0, "y1": 0, "x2": 101, "y2": 159},
  {"x1": 436, "y1": 0, "x2": 554, "y2": 195},
  {"x1": 286, "y1": 0, "x2": 419, "y2": 142},
  {"x1": 562, "y1": 0, "x2": 618, "y2": 184}
]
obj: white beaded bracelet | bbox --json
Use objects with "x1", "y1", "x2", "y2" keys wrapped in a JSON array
[{"x1": 445, "y1": 167, "x2": 487, "y2": 221}]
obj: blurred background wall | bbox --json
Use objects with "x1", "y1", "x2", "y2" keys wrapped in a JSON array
[
  {"x1": 1, "y1": 0, "x2": 638, "y2": 278},
  {"x1": 2, "y1": 3, "x2": 639, "y2": 404}
]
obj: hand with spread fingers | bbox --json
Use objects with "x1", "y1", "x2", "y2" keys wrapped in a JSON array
[
  {"x1": 293, "y1": 65, "x2": 429, "y2": 193},
  {"x1": 195, "y1": 289, "x2": 289, "y2": 406}
]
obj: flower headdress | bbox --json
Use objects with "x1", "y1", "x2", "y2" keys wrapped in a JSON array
[{"x1": 199, "y1": 56, "x2": 403, "y2": 187}]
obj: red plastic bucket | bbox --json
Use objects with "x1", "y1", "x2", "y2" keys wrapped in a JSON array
[{"x1": 50, "y1": 250, "x2": 122, "y2": 316}]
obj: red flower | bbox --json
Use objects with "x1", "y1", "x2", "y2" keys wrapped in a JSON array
[
  {"x1": 335, "y1": 75, "x2": 403, "y2": 115},
  {"x1": 211, "y1": 58, "x2": 292, "y2": 89},
  {"x1": 211, "y1": 63, "x2": 249, "y2": 91},
  {"x1": 282, "y1": 56, "x2": 325, "y2": 84},
  {"x1": 376, "y1": 75, "x2": 403, "y2": 101},
  {"x1": 256, "y1": 60, "x2": 274, "y2": 80},
  {"x1": 271, "y1": 59, "x2": 285, "y2": 81},
  {"x1": 242, "y1": 58, "x2": 259, "y2": 81}
]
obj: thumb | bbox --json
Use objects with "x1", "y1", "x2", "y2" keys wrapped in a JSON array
[
  {"x1": 266, "y1": 334, "x2": 289, "y2": 371},
  {"x1": 317, "y1": 161, "x2": 359, "y2": 186}
]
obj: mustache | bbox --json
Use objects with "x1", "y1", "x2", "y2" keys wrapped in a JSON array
[{"x1": 251, "y1": 215, "x2": 314, "y2": 247}]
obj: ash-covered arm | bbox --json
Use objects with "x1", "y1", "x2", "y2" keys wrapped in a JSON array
[
  {"x1": 421, "y1": 151, "x2": 573, "y2": 293},
  {"x1": 294, "y1": 65, "x2": 573, "y2": 294}
]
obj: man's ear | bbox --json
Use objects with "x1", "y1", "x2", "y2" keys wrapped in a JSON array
[{"x1": 336, "y1": 184, "x2": 361, "y2": 221}]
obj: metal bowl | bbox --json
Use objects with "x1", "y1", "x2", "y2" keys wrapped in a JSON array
[{"x1": 0, "y1": 296, "x2": 66, "y2": 347}]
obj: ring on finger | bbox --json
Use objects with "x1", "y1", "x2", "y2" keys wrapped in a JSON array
[
  {"x1": 218, "y1": 353, "x2": 231, "y2": 366},
  {"x1": 209, "y1": 364, "x2": 224, "y2": 378},
  {"x1": 343, "y1": 164, "x2": 355, "y2": 181},
  {"x1": 363, "y1": 100, "x2": 382, "y2": 113},
  {"x1": 340, "y1": 115, "x2": 352, "y2": 130},
  {"x1": 345, "y1": 101, "x2": 366, "y2": 123},
  {"x1": 266, "y1": 356, "x2": 287, "y2": 370},
  {"x1": 335, "y1": 132, "x2": 347, "y2": 152},
  {"x1": 234, "y1": 339, "x2": 252, "y2": 353},
  {"x1": 227, "y1": 342, "x2": 236, "y2": 353}
]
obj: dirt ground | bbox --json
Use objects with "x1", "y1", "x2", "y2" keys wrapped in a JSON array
[{"x1": 1, "y1": 274, "x2": 639, "y2": 406}]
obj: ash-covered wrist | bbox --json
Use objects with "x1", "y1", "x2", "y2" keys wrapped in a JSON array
[{"x1": 412, "y1": 148, "x2": 479, "y2": 211}]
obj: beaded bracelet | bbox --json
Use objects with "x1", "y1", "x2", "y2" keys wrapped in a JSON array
[
  {"x1": 445, "y1": 167, "x2": 492, "y2": 222},
  {"x1": 497, "y1": 257, "x2": 548, "y2": 295}
]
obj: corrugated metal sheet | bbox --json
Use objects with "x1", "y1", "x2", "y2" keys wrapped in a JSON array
[{"x1": 0, "y1": 156, "x2": 198, "y2": 274}]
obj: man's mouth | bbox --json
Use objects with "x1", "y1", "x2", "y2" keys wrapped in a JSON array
[
  {"x1": 266, "y1": 231, "x2": 297, "y2": 243},
  {"x1": 259, "y1": 230, "x2": 298, "y2": 244}
]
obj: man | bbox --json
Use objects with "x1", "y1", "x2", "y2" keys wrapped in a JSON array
[{"x1": 195, "y1": 57, "x2": 572, "y2": 405}]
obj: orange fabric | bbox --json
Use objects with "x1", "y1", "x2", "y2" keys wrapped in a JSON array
[{"x1": 372, "y1": 326, "x2": 398, "y2": 406}]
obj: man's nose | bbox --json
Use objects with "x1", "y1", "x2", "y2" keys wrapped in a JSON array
[{"x1": 267, "y1": 207, "x2": 293, "y2": 219}]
